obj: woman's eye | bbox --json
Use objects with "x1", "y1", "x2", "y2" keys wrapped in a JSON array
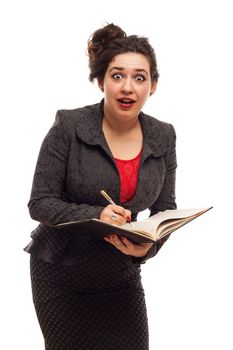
[
  {"x1": 135, "y1": 75, "x2": 145, "y2": 81},
  {"x1": 112, "y1": 73, "x2": 123, "y2": 80}
]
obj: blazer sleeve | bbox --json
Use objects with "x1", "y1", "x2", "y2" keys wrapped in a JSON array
[
  {"x1": 134, "y1": 123, "x2": 177, "y2": 265},
  {"x1": 28, "y1": 111, "x2": 104, "y2": 226}
]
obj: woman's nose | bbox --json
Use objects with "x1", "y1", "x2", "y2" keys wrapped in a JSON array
[{"x1": 121, "y1": 77, "x2": 133, "y2": 94}]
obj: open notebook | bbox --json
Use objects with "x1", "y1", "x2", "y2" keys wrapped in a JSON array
[{"x1": 53, "y1": 207, "x2": 213, "y2": 243}]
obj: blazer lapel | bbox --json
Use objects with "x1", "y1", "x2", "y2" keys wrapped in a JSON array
[{"x1": 75, "y1": 100, "x2": 171, "y2": 214}]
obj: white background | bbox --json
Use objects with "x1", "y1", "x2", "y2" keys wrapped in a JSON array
[{"x1": 1, "y1": 0, "x2": 232, "y2": 349}]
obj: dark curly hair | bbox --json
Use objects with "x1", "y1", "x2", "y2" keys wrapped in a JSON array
[{"x1": 87, "y1": 23, "x2": 159, "y2": 83}]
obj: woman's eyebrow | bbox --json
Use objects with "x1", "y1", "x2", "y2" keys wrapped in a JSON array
[
  {"x1": 135, "y1": 68, "x2": 149, "y2": 76},
  {"x1": 109, "y1": 66, "x2": 149, "y2": 75},
  {"x1": 109, "y1": 66, "x2": 124, "y2": 72}
]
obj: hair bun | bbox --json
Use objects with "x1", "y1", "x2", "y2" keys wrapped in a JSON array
[{"x1": 87, "y1": 23, "x2": 126, "y2": 61}]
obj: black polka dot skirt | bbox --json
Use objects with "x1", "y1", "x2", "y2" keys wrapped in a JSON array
[{"x1": 30, "y1": 254, "x2": 149, "y2": 350}]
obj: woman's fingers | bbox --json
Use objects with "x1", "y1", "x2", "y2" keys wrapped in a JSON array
[
  {"x1": 103, "y1": 235, "x2": 154, "y2": 258},
  {"x1": 112, "y1": 206, "x2": 131, "y2": 222},
  {"x1": 100, "y1": 204, "x2": 131, "y2": 225}
]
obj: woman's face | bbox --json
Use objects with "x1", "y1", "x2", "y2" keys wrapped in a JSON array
[{"x1": 100, "y1": 52, "x2": 157, "y2": 122}]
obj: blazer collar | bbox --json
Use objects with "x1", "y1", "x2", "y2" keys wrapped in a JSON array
[{"x1": 75, "y1": 99, "x2": 169, "y2": 159}]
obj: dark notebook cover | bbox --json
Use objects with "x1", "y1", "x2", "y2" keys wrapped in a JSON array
[{"x1": 53, "y1": 219, "x2": 154, "y2": 243}]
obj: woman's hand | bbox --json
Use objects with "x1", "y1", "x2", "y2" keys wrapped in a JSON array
[
  {"x1": 103, "y1": 235, "x2": 154, "y2": 258},
  {"x1": 100, "y1": 204, "x2": 131, "y2": 226},
  {"x1": 100, "y1": 204, "x2": 153, "y2": 257}
]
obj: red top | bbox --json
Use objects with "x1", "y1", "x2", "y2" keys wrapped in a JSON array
[{"x1": 114, "y1": 149, "x2": 142, "y2": 203}]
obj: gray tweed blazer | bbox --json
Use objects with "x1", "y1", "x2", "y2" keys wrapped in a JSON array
[{"x1": 25, "y1": 99, "x2": 177, "y2": 265}]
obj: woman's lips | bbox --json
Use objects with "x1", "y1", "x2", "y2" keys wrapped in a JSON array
[{"x1": 117, "y1": 98, "x2": 136, "y2": 109}]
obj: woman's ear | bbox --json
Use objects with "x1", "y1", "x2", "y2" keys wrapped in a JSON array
[
  {"x1": 150, "y1": 82, "x2": 157, "y2": 96},
  {"x1": 98, "y1": 80, "x2": 104, "y2": 92}
]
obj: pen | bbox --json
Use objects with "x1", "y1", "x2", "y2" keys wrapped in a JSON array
[
  {"x1": 100, "y1": 190, "x2": 135, "y2": 227},
  {"x1": 100, "y1": 190, "x2": 116, "y2": 206}
]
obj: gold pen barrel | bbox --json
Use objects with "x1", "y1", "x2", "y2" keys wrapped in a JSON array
[{"x1": 100, "y1": 190, "x2": 116, "y2": 205}]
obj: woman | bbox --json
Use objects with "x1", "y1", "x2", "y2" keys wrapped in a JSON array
[{"x1": 25, "y1": 23, "x2": 177, "y2": 350}]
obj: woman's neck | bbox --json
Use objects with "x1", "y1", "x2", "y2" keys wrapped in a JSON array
[
  {"x1": 102, "y1": 112, "x2": 140, "y2": 136},
  {"x1": 102, "y1": 113, "x2": 143, "y2": 160}
]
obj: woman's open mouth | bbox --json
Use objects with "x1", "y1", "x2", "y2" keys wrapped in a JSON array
[{"x1": 117, "y1": 98, "x2": 136, "y2": 109}]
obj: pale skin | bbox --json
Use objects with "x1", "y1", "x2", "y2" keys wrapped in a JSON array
[{"x1": 98, "y1": 52, "x2": 157, "y2": 258}]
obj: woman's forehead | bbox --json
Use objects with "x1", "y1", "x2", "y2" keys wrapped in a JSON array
[{"x1": 108, "y1": 52, "x2": 150, "y2": 72}]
